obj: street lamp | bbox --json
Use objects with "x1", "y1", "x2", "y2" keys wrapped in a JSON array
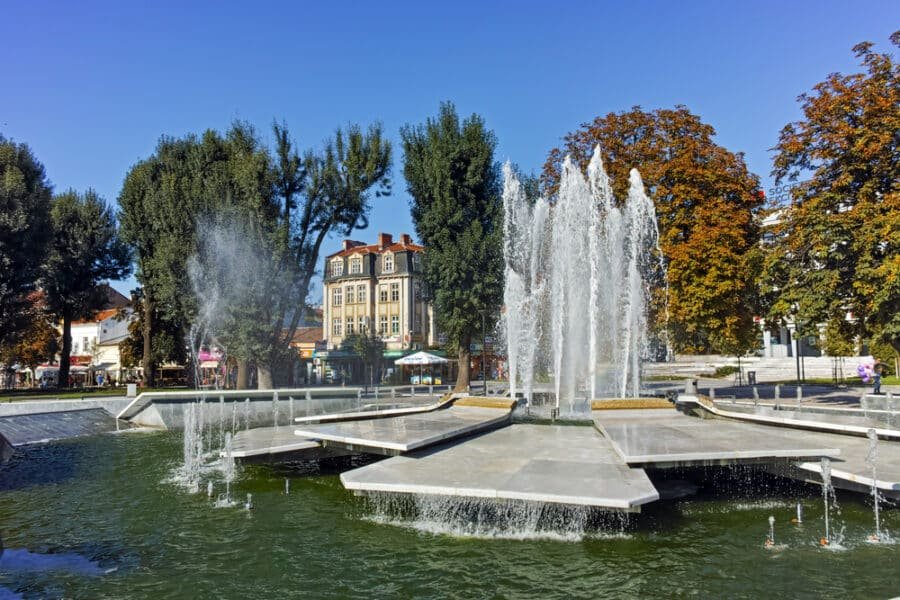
[{"x1": 481, "y1": 310, "x2": 487, "y2": 396}]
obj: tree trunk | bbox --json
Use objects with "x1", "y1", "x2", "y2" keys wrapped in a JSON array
[
  {"x1": 141, "y1": 292, "x2": 155, "y2": 387},
  {"x1": 454, "y1": 335, "x2": 472, "y2": 392},
  {"x1": 236, "y1": 358, "x2": 250, "y2": 390},
  {"x1": 58, "y1": 313, "x2": 72, "y2": 389},
  {"x1": 257, "y1": 363, "x2": 273, "y2": 390}
]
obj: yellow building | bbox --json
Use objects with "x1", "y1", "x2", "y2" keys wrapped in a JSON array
[{"x1": 322, "y1": 232, "x2": 436, "y2": 352}]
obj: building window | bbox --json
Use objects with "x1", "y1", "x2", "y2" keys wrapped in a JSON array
[
  {"x1": 357, "y1": 284, "x2": 367, "y2": 304},
  {"x1": 414, "y1": 312, "x2": 421, "y2": 332},
  {"x1": 358, "y1": 316, "x2": 366, "y2": 334},
  {"x1": 346, "y1": 318, "x2": 354, "y2": 336},
  {"x1": 390, "y1": 282, "x2": 400, "y2": 302},
  {"x1": 382, "y1": 253, "x2": 394, "y2": 273},
  {"x1": 346, "y1": 286, "x2": 355, "y2": 304},
  {"x1": 414, "y1": 282, "x2": 421, "y2": 301},
  {"x1": 332, "y1": 287, "x2": 342, "y2": 306},
  {"x1": 350, "y1": 257, "x2": 362, "y2": 274},
  {"x1": 391, "y1": 315, "x2": 400, "y2": 335},
  {"x1": 83, "y1": 336, "x2": 90, "y2": 352},
  {"x1": 412, "y1": 254, "x2": 420, "y2": 271},
  {"x1": 379, "y1": 315, "x2": 388, "y2": 335},
  {"x1": 379, "y1": 285, "x2": 388, "y2": 303},
  {"x1": 332, "y1": 318, "x2": 342, "y2": 336},
  {"x1": 331, "y1": 259, "x2": 343, "y2": 277}
]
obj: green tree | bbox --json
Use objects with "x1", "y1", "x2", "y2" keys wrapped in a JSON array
[
  {"x1": 42, "y1": 190, "x2": 131, "y2": 387},
  {"x1": 0, "y1": 135, "x2": 52, "y2": 350},
  {"x1": 401, "y1": 102, "x2": 504, "y2": 391},
  {"x1": 344, "y1": 331, "x2": 386, "y2": 390},
  {"x1": 117, "y1": 288, "x2": 186, "y2": 371},
  {"x1": 120, "y1": 121, "x2": 390, "y2": 389},
  {"x1": 769, "y1": 32, "x2": 899, "y2": 363},
  {"x1": 542, "y1": 106, "x2": 764, "y2": 354}
]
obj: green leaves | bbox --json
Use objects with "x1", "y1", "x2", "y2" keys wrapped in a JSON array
[
  {"x1": 0, "y1": 135, "x2": 52, "y2": 349},
  {"x1": 544, "y1": 106, "x2": 763, "y2": 355},
  {"x1": 401, "y1": 102, "x2": 503, "y2": 383},
  {"x1": 769, "y1": 32, "x2": 899, "y2": 356}
]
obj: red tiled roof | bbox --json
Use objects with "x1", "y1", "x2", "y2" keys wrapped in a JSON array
[
  {"x1": 328, "y1": 242, "x2": 424, "y2": 258},
  {"x1": 291, "y1": 326, "x2": 324, "y2": 344},
  {"x1": 72, "y1": 308, "x2": 120, "y2": 325}
]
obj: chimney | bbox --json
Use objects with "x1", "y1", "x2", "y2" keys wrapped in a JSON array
[
  {"x1": 378, "y1": 233, "x2": 393, "y2": 249},
  {"x1": 342, "y1": 240, "x2": 352, "y2": 251},
  {"x1": 400, "y1": 233, "x2": 412, "y2": 245}
]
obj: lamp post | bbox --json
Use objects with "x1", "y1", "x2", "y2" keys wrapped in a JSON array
[
  {"x1": 792, "y1": 309, "x2": 802, "y2": 387},
  {"x1": 481, "y1": 310, "x2": 487, "y2": 396}
]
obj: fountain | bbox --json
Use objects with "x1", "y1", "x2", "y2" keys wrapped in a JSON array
[
  {"x1": 765, "y1": 515, "x2": 776, "y2": 548},
  {"x1": 865, "y1": 428, "x2": 882, "y2": 542},
  {"x1": 820, "y1": 456, "x2": 842, "y2": 546},
  {"x1": 502, "y1": 147, "x2": 664, "y2": 413}
]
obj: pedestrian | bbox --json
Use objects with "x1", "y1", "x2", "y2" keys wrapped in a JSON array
[{"x1": 873, "y1": 359, "x2": 883, "y2": 395}]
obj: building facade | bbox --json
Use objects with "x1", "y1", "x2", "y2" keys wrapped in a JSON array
[{"x1": 322, "y1": 233, "x2": 435, "y2": 353}]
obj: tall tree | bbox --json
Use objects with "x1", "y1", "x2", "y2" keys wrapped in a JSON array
[
  {"x1": 0, "y1": 135, "x2": 52, "y2": 350},
  {"x1": 769, "y1": 32, "x2": 900, "y2": 361},
  {"x1": 41, "y1": 190, "x2": 131, "y2": 387},
  {"x1": 401, "y1": 102, "x2": 504, "y2": 391},
  {"x1": 543, "y1": 106, "x2": 764, "y2": 354},
  {"x1": 120, "y1": 121, "x2": 390, "y2": 389}
]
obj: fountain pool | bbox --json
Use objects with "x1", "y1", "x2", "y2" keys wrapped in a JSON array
[{"x1": 1, "y1": 431, "x2": 897, "y2": 598}]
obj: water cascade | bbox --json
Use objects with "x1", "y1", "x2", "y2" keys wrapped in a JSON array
[{"x1": 502, "y1": 148, "x2": 664, "y2": 413}]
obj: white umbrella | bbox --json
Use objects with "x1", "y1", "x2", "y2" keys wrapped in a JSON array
[
  {"x1": 394, "y1": 351, "x2": 448, "y2": 366},
  {"x1": 394, "y1": 351, "x2": 448, "y2": 385}
]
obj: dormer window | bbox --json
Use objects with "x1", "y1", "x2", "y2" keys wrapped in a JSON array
[
  {"x1": 350, "y1": 257, "x2": 363, "y2": 274},
  {"x1": 382, "y1": 253, "x2": 394, "y2": 273},
  {"x1": 331, "y1": 258, "x2": 343, "y2": 277}
]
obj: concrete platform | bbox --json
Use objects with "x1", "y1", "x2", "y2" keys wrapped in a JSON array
[
  {"x1": 787, "y1": 434, "x2": 900, "y2": 498},
  {"x1": 294, "y1": 405, "x2": 512, "y2": 456},
  {"x1": 341, "y1": 424, "x2": 659, "y2": 510},
  {"x1": 595, "y1": 408, "x2": 842, "y2": 467},
  {"x1": 229, "y1": 426, "x2": 322, "y2": 459}
]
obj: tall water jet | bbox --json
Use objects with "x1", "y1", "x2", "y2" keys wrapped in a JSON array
[
  {"x1": 821, "y1": 457, "x2": 832, "y2": 545},
  {"x1": 502, "y1": 148, "x2": 664, "y2": 413},
  {"x1": 865, "y1": 428, "x2": 882, "y2": 542}
]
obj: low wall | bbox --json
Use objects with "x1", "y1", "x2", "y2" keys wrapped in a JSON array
[{"x1": 123, "y1": 387, "x2": 449, "y2": 430}]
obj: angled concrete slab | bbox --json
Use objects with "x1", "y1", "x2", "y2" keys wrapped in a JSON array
[
  {"x1": 341, "y1": 424, "x2": 659, "y2": 510},
  {"x1": 0, "y1": 408, "x2": 125, "y2": 448},
  {"x1": 294, "y1": 405, "x2": 512, "y2": 455},
  {"x1": 229, "y1": 426, "x2": 321, "y2": 459},
  {"x1": 681, "y1": 395, "x2": 900, "y2": 440},
  {"x1": 595, "y1": 408, "x2": 841, "y2": 467}
]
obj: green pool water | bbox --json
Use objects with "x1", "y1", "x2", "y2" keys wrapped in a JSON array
[{"x1": 0, "y1": 431, "x2": 897, "y2": 599}]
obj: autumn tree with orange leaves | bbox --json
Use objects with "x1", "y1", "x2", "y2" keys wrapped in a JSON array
[
  {"x1": 767, "y1": 32, "x2": 900, "y2": 364},
  {"x1": 543, "y1": 106, "x2": 764, "y2": 355}
]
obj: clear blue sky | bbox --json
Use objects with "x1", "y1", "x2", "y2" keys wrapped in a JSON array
[{"x1": 2, "y1": 1, "x2": 897, "y2": 298}]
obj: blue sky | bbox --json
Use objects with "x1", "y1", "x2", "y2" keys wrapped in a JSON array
[{"x1": 2, "y1": 1, "x2": 896, "y2": 298}]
